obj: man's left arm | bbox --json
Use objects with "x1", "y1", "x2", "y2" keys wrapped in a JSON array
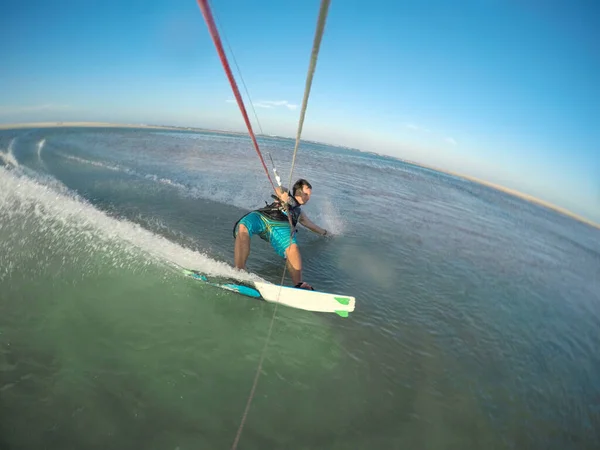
[{"x1": 299, "y1": 212, "x2": 328, "y2": 236}]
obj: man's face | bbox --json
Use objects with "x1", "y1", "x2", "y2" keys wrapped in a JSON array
[{"x1": 296, "y1": 186, "x2": 312, "y2": 205}]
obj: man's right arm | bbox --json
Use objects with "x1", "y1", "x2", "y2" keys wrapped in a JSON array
[{"x1": 275, "y1": 186, "x2": 290, "y2": 203}]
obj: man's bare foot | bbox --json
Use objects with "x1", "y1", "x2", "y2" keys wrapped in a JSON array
[{"x1": 294, "y1": 281, "x2": 314, "y2": 291}]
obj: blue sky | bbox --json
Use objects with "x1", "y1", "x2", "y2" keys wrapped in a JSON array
[{"x1": 1, "y1": 0, "x2": 599, "y2": 222}]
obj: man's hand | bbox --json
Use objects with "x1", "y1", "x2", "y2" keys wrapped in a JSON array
[
  {"x1": 275, "y1": 187, "x2": 290, "y2": 203},
  {"x1": 299, "y1": 213, "x2": 331, "y2": 237}
]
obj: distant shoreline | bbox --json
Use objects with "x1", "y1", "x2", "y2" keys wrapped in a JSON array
[
  {"x1": 404, "y1": 161, "x2": 600, "y2": 231},
  {"x1": 1, "y1": 120, "x2": 598, "y2": 231},
  {"x1": 0, "y1": 121, "x2": 243, "y2": 135}
]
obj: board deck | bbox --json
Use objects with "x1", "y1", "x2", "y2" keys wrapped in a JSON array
[{"x1": 182, "y1": 269, "x2": 355, "y2": 317}]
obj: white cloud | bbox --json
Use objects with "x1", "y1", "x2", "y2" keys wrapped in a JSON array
[
  {"x1": 225, "y1": 99, "x2": 297, "y2": 111},
  {"x1": 403, "y1": 122, "x2": 458, "y2": 146},
  {"x1": 253, "y1": 100, "x2": 298, "y2": 111},
  {"x1": 404, "y1": 123, "x2": 430, "y2": 133}
]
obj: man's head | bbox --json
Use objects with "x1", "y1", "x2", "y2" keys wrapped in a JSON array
[{"x1": 292, "y1": 178, "x2": 312, "y2": 205}]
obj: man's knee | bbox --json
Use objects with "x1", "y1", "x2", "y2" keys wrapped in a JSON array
[
  {"x1": 285, "y1": 243, "x2": 300, "y2": 258},
  {"x1": 285, "y1": 243, "x2": 302, "y2": 268},
  {"x1": 237, "y1": 223, "x2": 249, "y2": 235}
]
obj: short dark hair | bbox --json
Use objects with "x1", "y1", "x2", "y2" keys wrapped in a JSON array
[{"x1": 292, "y1": 178, "x2": 312, "y2": 196}]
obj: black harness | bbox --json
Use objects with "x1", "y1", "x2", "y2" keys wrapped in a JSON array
[
  {"x1": 232, "y1": 193, "x2": 302, "y2": 238},
  {"x1": 257, "y1": 194, "x2": 302, "y2": 227}
]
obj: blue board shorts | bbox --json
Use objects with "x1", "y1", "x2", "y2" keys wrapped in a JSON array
[{"x1": 234, "y1": 211, "x2": 297, "y2": 258}]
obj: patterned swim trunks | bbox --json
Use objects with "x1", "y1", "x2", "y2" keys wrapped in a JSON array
[{"x1": 234, "y1": 211, "x2": 298, "y2": 258}]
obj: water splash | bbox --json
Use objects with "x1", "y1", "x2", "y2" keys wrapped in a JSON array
[
  {"x1": 0, "y1": 166, "x2": 262, "y2": 283},
  {"x1": 37, "y1": 139, "x2": 46, "y2": 162},
  {"x1": 0, "y1": 138, "x2": 19, "y2": 168},
  {"x1": 310, "y1": 197, "x2": 346, "y2": 236}
]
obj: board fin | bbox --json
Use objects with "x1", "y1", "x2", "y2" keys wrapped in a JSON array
[{"x1": 334, "y1": 296, "x2": 351, "y2": 305}]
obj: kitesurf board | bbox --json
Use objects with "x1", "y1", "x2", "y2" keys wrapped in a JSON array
[{"x1": 182, "y1": 268, "x2": 355, "y2": 317}]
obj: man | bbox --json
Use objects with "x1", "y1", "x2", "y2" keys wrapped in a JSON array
[{"x1": 232, "y1": 178, "x2": 329, "y2": 290}]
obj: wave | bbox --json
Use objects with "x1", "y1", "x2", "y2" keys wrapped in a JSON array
[
  {"x1": 0, "y1": 138, "x2": 19, "y2": 168},
  {"x1": 0, "y1": 166, "x2": 262, "y2": 283}
]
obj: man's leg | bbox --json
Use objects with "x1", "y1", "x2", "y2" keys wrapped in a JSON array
[
  {"x1": 285, "y1": 243, "x2": 303, "y2": 285},
  {"x1": 234, "y1": 224, "x2": 250, "y2": 269},
  {"x1": 270, "y1": 225, "x2": 312, "y2": 289},
  {"x1": 285, "y1": 245, "x2": 313, "y2": 289}
]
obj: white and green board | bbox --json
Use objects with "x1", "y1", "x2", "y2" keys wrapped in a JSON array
[{"x1": 183, "y1": 269, "x2": 355, "y2": 317}]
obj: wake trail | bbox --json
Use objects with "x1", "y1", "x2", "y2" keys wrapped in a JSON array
[
  {"x1": 0, "y1": 138, "x2": 19, "y2": 168},
  {"x1": 0, "y1": 166, "x2": 262, "y2": 283}
]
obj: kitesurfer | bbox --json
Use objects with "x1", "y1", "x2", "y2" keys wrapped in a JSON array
[{"x1": 232, "y1": 179, "x2": 329, "y2": 290}]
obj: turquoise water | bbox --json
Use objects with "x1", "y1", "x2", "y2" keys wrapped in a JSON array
[{"x1": 1, "y1": 126, "x2": 599, "y2": 449}]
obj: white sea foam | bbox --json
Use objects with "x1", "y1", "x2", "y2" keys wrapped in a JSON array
[
  {"x1": 37, "y1": 138, "x2": 46, "y2": 161},
  {"x1": 0, "y1": 166, "x2": 262, "y2": 283},
  {"x1": 0, "y1": 138, "x2": 19, "y2": 167}
]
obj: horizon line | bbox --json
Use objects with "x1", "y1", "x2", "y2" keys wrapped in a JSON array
[{"x1": 1, "y1": 120, "x2": 598, "y2": 231}]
